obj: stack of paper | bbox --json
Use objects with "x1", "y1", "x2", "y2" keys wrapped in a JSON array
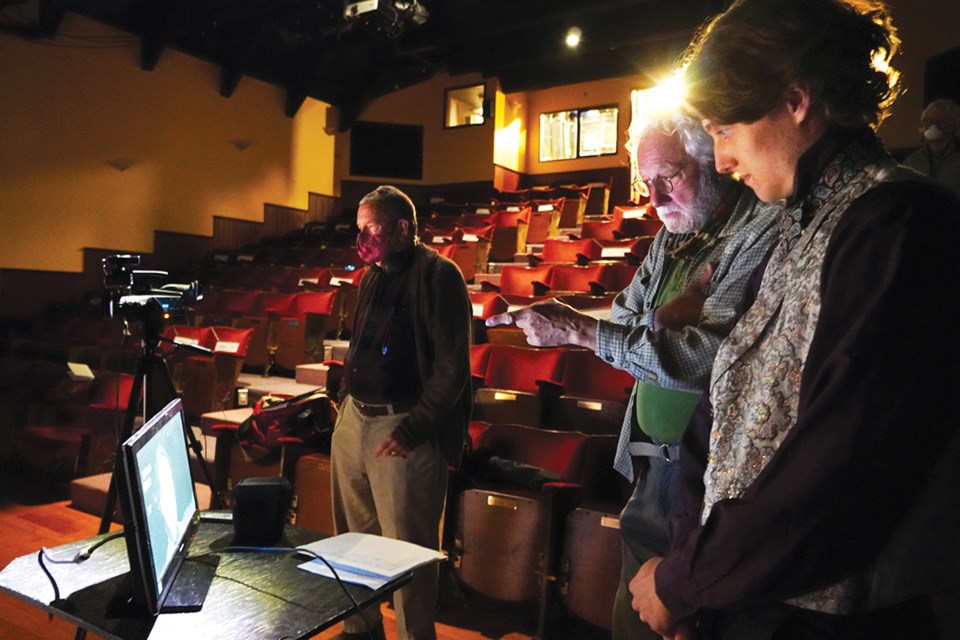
[{"x1": 296, "y1": 532, "x2": 446, "y2": 590}]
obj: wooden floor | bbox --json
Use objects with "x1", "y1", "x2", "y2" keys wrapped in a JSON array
[{"x1": 0, "y1": 469, "x2": 611, "y2": 640}]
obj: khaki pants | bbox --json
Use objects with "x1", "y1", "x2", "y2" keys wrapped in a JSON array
[{"x1": 331, "y1": 395, "x2": 448, "y2": 640}]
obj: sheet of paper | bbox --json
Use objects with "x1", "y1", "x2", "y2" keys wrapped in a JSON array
[
  {"x1": 297, "y1": 560, "x2": 389, "y2": 590},
  {"x1": 296, "y1": 532, "x2": 445, "y2": 588}
]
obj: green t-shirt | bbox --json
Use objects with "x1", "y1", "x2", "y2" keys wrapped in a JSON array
[{"x1": 634, "y1": 256, "x2": 702, "y2": 444}]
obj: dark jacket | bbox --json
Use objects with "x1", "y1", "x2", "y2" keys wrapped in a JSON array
[{"x1": 347, "y1": 243, "x2": 473, "y2": 467}]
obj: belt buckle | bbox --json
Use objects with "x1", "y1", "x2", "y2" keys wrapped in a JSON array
[
  {"x1": 660, "y1": 443, "x2": 673, "y2": 462},
  {"x1": 356, "y1": 399, "x2": 392, "y2": 417}
]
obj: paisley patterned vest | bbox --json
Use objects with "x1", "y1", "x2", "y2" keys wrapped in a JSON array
[{"x1": 702, "y1": 132, "x2": 897, "y2": 614}]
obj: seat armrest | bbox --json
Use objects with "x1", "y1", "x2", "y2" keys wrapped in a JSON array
[
  {"x1": 588, "y1": 281, "x2": 607, "y2": 296},
  {"x1": 209, "y1": 422, "x2": 240, "y2": 434}
]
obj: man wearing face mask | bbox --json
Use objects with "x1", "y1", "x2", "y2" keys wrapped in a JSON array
[
  {"x1": 904, "y1": 98, "x2": 960, "y2": 197},
  {"x1": 331, "y1": 185, "x2": 472, "y2": 640}
]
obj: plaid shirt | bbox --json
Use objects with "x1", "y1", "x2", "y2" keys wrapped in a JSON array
[{"x1": 596, "y1": 183, "x2": 779, "y2": 466}]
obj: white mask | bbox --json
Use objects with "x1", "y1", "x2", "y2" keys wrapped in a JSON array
[{"x1": 923, "y1": 125, "x2": 944, "y2": 142}]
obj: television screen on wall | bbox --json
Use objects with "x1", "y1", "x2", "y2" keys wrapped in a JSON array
[{"x1": 350, "y1": 121, "x2": 424, "y2": 180}]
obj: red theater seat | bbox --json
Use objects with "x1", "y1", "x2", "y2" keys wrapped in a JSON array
[
  {"x1": 472, "y1": 345, "x2": 566, "y2": 428},
  {"x1": 542, "y1": 348, "x2": 633, "y2": 435},
  {"x1": 451, "y1": 423, "x2": 589, "y2": 639}
]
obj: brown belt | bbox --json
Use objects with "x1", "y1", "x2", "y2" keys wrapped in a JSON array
[{"x1": 352, "y1": 398, "x2": 415, "y2": 417}]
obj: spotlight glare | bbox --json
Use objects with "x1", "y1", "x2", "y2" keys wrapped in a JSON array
[{"x1": 649, "y1": 73, "x2": 687, "y2": 111}]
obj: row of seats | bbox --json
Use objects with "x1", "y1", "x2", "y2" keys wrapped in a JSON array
[
  {"x1": 481, "y1": 262, "x2": 640, "y2": 302},
  {"x1": 197, "y1": 264, "x2": 365, "y2": 294},
  {"x1": 451, "y1": 422, "x2": 631, "y2": 635},
  {"x1": 431, "y1": 180, "x2": 612, "y2": 228},
  {"x1": 158, "y1": 325, "x2": 255, "y2": 418},
  {"x1": 471, "y1": 344, "x2": 634, "y2": 435},
  {"x1": 189, "y1": 287, "x2": 353, "y2": 372},
  {"x1": 4, "y1": 315, "x2": 137, "y2": 372},
  {"x1": 0, "y1": 357, "x2": 134, "y2": 478}
]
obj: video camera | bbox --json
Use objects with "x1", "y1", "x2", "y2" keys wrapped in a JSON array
[{"x1": 102, "y1": 254, "x2": 202, "y2": 324}]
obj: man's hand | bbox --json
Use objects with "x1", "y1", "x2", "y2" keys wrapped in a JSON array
[
  {"x1": 630, "y1": 557, "x2": 694, "y2": 639},
  {"x1": 653, "y1": 264, "x2": 714, "y2": 331},
  {"x1": 373, "y1": 433, "x2": 410, "y2": 459},
  {"x1": 485, "y1": 300, "x2": 597, "y2": 348}
]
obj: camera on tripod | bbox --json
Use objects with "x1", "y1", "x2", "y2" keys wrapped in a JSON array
[{"x1": 102, "y1": 254, "x2": 202, "y2": 324}]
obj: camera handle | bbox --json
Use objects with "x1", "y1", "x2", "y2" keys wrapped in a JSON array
[{"x1": 98, "y1": 320, "x2": 223, "y2": 535}]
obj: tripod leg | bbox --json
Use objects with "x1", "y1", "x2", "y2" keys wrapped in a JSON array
[
  {"x1": 98, "y1": 356, "x2": 147, "y2": 535},
  {"x1": 146, "y1": 355, "x2": 224, "y2": 509}
]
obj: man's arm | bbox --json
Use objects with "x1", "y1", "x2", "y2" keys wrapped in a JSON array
[
  {"x1": 488, "y1": 206, "x2": 778, "y2": 392},
  {"x1": 388, "y1": 258, "x2": 472, "y2": 453},
  {"x1": 485, "y1": 298, "x2": 597, "y2": 348},
  {"x1": 594, "y1": 209, "x2": 777, "y2": 391},
  {"x1": 485, "y1": 265, "x2": 714, "y2": 349}
]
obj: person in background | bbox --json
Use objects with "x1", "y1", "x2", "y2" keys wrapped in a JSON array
[
  {"x1": 486, "y1": 109, "x2": 779, "y2": 639},
  {"x1": 903, "y1": 98, "x2": 960, "y2": 197},
  {"x1": 630, "y1": 1, "x2": 960, "y2": 638},
  {"x1": 331, "y1": 185, "x2": 472, "y2": 640}
]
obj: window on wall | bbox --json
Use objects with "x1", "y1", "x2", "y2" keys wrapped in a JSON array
[
  {"x1": 445, "y1": 84, "x2": 486, "y2": 128},
  {"x1": 539, "y1": 105, "x2": 618, "y2": 162}
]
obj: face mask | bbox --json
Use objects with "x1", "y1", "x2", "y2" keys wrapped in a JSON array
[
  {"x1": 923, "y1": 125, "x2": 944, "y2": 142},
  {"x1": 356, "y1": 226, "x2": 394, "y2": 264}
]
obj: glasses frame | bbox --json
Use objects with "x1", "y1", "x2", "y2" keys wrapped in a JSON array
[{"x1": 633, "y1": 165, "x2": 685, "y2": 198}]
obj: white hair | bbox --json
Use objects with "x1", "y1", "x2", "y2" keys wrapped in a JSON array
[{"x1": 625, "y1": 110, "x2": 716, "y2": 174}]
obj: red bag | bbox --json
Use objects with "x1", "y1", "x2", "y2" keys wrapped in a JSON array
[{"x1": 235, "y1": 389, "x2": 337, "y2": 460}]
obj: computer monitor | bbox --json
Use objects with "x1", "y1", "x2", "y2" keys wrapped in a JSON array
[{"x1": 117, "y1": 398, "x2": 210, "y2": 616}]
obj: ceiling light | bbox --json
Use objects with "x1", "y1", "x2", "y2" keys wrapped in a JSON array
[{"x1": 565, "y1": 27, "x2": 582, "y2": 48}]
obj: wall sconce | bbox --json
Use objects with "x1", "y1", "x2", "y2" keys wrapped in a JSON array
[
  {"x1": 107, "y1": 158, "x2": 135, "y2": 172},
  {"x1": 230, "y1": 138, "x2": 252, "y2": 150}
]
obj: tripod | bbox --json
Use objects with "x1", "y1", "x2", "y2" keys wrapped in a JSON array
[{"x1": 98, "y1": 304, "x2": 223, "y2": 535}]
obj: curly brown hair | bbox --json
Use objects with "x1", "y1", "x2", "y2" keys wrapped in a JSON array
[{"x1": 681, "y1": 0, "x2": 900, "y2": 129}]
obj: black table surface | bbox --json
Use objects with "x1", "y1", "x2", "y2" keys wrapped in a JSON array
[{"x1": 0, "y1": 520, "x2": 407, "y2": 640}]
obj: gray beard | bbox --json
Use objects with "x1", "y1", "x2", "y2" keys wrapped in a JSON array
[{"x1": 662, "y1": 171, "x2": 725, "y2": 235}]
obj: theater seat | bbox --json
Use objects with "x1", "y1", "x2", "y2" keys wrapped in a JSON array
[
  {"x1": 472, "y1": 345, "x2": 566, "y2": 428},
  {"x1": 16, "y1": 370, "x2": 135, "y2": 478},
  {"x1": 451, "y1": 423, "x2": 590, "y2": 638},
  {"x1": 542, "y1": 348, "x2": 633, "y2": 435},
  {"x1": 557, "y1": 434, "x2": 633, "y2": 631},
  {"x1": 529, "y1": 237, "x2": 603, "y2": 267},
  {"x1": 180, "y1": 326, "x2": 253, "y2": 419},
  {"x1": 481, "y1": 264, "x2": 553, "y2": 303}
]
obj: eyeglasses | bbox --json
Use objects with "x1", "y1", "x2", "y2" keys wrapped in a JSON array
[{"x1": 633, "y1": 166, "x2": 684, "y2": 198}]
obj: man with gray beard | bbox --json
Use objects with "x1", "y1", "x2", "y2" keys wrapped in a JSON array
[{"x1": 486, "y1": 110, "x2": 778, "y2": 639}]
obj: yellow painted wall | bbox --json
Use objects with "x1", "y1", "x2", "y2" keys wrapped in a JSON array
[
  {"x1": 333, "y1": 72, "x2": 495, "y2": 190},
  {"x1": 0, "y1": 14, "x2": 335, "y2": 274},
  {"x1": 520, "y1": 75, "x2": 650, "y2": 176}
]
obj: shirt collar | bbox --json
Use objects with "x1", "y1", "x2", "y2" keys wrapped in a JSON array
[{"x1": 786, "y1": 125, "x2": 867, "y2": 208}]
